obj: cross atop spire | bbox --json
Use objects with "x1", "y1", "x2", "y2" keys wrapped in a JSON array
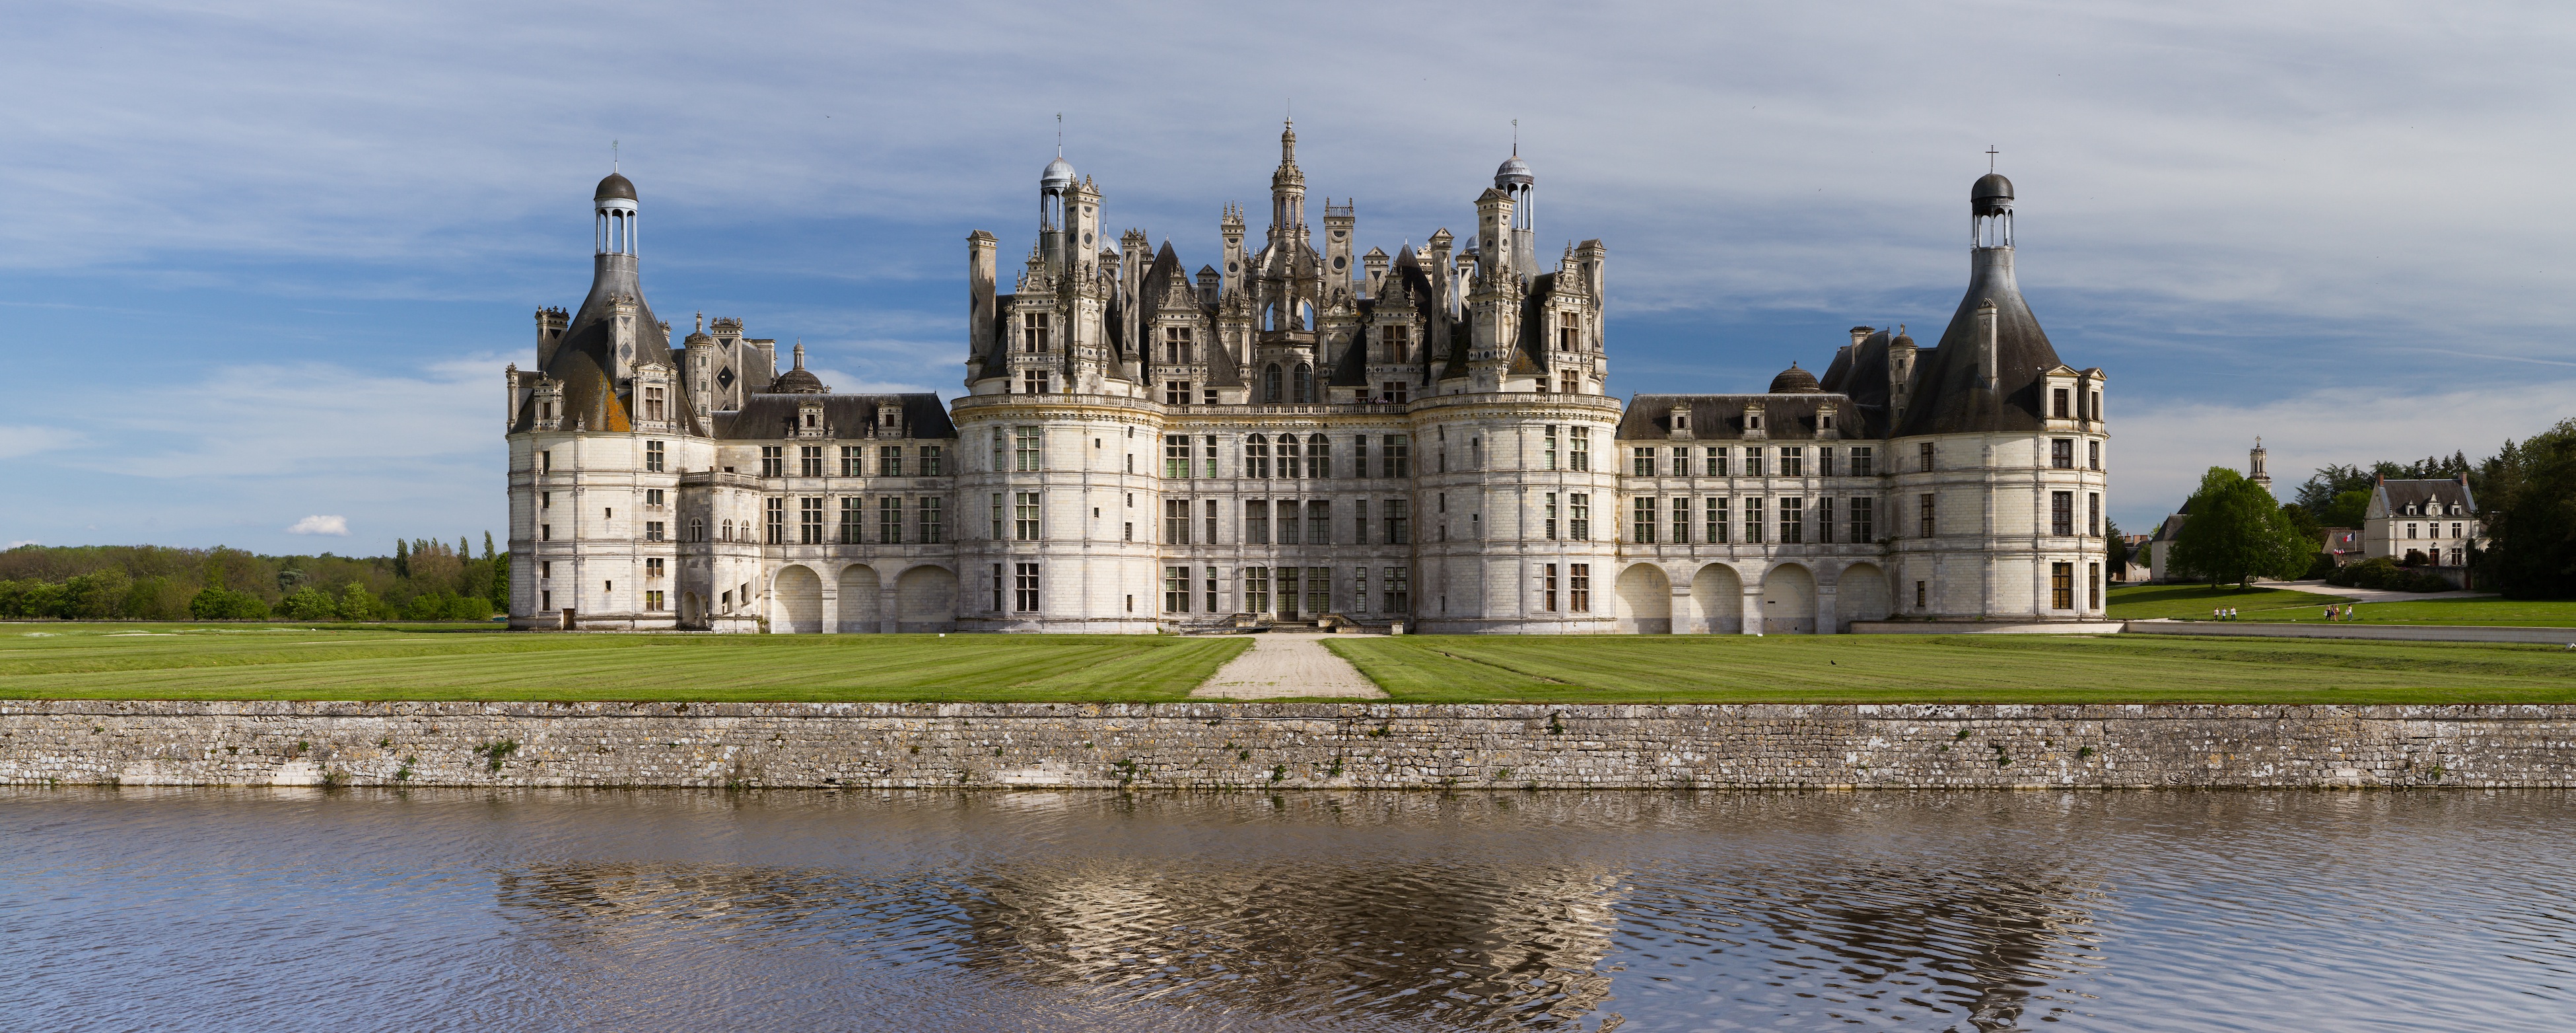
[{"x1": 1986, "y1": 145, "x2": 1999, "y2": 171}]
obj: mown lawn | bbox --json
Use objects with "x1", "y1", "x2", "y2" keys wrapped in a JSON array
[
  {"x1": 0, "y1": 623, "x2": 1245, "y2": 701},
  {"x1": 1323, "y1": 633, "x2": 2576, "y2": 705},
  {"x1": 2108, "y1": 584, "x2": 2576, "y2": 626}
]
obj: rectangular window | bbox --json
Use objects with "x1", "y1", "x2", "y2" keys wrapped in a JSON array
[
  {"x1": 1544, "y1": 493, "x2": 1558, "y2": 540},
  {"x1": 1569, "y1": 493, "x2": 1590, "y2": 540},
  {"x1": 840, "y1": 445, "x2": 864, "y2": 476},
  {"x1": 1014, "y1": 492, "x2": 1041, "y2": 541},
  {"x1": 1708, "y1": 498, "x2": 1729, "y2": 544},
  {"x1": 2089, "y1": 563, "x2": 2102, "y2": 610},
  {"x1": 1205, "y1": 566, "x2": 1219, "y2": 613},
  {"x1": 1782, "y1": 447, "x2": 1804, "y2": 478},
  {"x1": 1542, "y1": 563, "x2": 1558, "y2": 612},
  {"x1": 644, "y1": 488, "x2": 664, "y2": 509},
  {"x1": 1544, "y1": 425, "x2": 1559, "y2": 470},
  {"x1": 643, "y1": 387, "x2": 665, "y2": 424},
  {"x1": 2086, "y1": 440, "x2": 2101, "y2": 472},
  {"x1": 921, "y1": 446, "x2": 943, "y2": 476},
  {"x1": 1164, "y1": 565, "x2": 1191, "y2": 613},
  {"x1": 2053, "y1": 388, "x2": 2071, "y2": 419},
  {"x1": 1246, "y1": 436, "x2": 1270, "y2": 478},
  {"x1": 644, "y1": 439, "x2": 665, "y2": 472},
  {"x1": 1633, "y1": 497, "x2": 1657, "y2": 544},
  {"x1": 1383, "y1": 435, "x2": 1410, "y2": 478},
  {"x1": 1165, "y1": 499, "x2": 1192, "y2": 544},
  {"x1": 1165, "y1": 435, "x2": 1193, "y2": 478},
  {"x1": 1015, "y1": 563, "x2": 1040, "y2": 612},
  {"x1": 1850, "y1": 497, "x2": 1873, "y2": 543},
  {"x1": 1275, "y1": 567, "x2": 1299, "y2": 616},
  {"x1": 1247, "y1": 500, "x2": 1271, "y2": 544},
  {"x1": 1379, "y1": 324, "x2": 1409, "y2": 363},
  {"x1": 1781, "y1": 497, "x2": 1804, "y2": 544},
  {"x1": 1744, "y1": 448, "x2": 1764, "y2": 478},
  {"x1": 644, "y1": 520, "x2": 665, "y2": 542},
  {"x1": 1920, "y1": 493, "x2": 1936, "y2": 537},
  {"x1": 2089, "y1": 493, "x2": 2101, "y2": 536},
  {"x1": 2050, "y1": 562, "x2": 2074, "y2": 610},
  {"x1": 801, "y1": 446, "x2": 823, "y2": 478},
  {"x1": 1850, "y1": 446, "x2": 1873, "y2": 478},
  {"x1": 1379, "y1": 380, "x2": 1409, "y2": 404},
  {"x1": 1352, "y1": 435, "x2": 1370, "y2": 480},
  {"x1": 1306, "y1": 566, "x2": 1329, "y2": 617},
  {"x1": 1278, "y1": 501, "x2": 1300, "y2": 545},
  {"x1": 1307, "y1": 501, "x2": 1330, "y2": 544},
  {"x1": 2052, "y1": 439, "x2": 2074, "y2": 470},
  {"x1": 1354, "y1": 567, "x2": 1371, "y2": 614},
  {"x1": 919, "y1": 497, "x2": 942, "y2": 544},
  {"x1": 541, "y1": 524, "x2": 551, "y2": 541},
  {"x1": 1817, "y1": 497, "x2": 1834, "y2": 544},
  {"x1": 766, "y1": 497, "x2": 784, "y2": 544},
  {"x1": 541, "y1": 450, "x2": 552, "y2": 473},
  {"x1": 1672, "y1": 497, "x2": 1691, "y2": 544},
  {"x1": 880, "y1": 446, "x2": 903, "y2": 477},
  {"x1": 645, "y1": 589, "x2": 664, "y2": 611},
  {"x1": 1206, "y1": 499, "x2": 1219, "y2": 544},
  {"x1": 1383, "y1": 567, "x2": 1409, "y2": 613},
  {"x1": 880, "y1": 496, "x2": 903, "y2": 544},
  {"x1": 1919, "y1": 442, "x2": 1935, "y2": 472},
  {"x1": 1164, "y1": 326, "x2": 1195, "y2": 365},
  {"x1": 1021, "y1": 312, "x2": 1050, "y2": 353},
  {"x1": 1916, "y1": 581, "x2": 1928, "y2": 609},
  {"x1": 1706, "y1": 446, "x2": 1728, "y2": 478},
  {"x1": 992, "y1": 564, "x2": 1004, "y2": 612},
  {"x1": 1632, "y1": 447, "x2": 1657, "y2": 478},
  {"x1": 1307, "y1": 436, "x2": 1329, "y2": 479},
  {"x1": 1165, "y1": 380, "x2": 1191, "y2": 406},
  {"x1": 1278, "y1": 436, "x2": 1301, "y2": 480},
  {"x1": 1558, "y1": 311, "x2": 1581, "y2": 351},
  {"x1": 1354, "y1": 499, "x2": 1369, "y2": 544},
  {"x1": 761, "y1": 446, "x2": 784, "y2": 478},
  {"x1": 800, "y1": 497, "x2": 824, "y2": 544},
  {"x1": 1817, "y1": 447, "x2": 1833, "y2": 478},
  {"x1": 1745, "y1": 497, "x2": 1765, "y2": 544},
  {"x1": 1570, "y1": 428, "x2": 1589, "y2": 471},
  {"x1": 1014, "y1": 428, "x2": 1042, "y2": 471},
  {"x1": 989, "y1": 493, "x2": 1004, "y2": 540},
  {"x1": 1568, "y1": 563, "x2": 1591, "y2": 612},
  {"x1": 2052, "y1": 491, "x2": 2073, "y2": 536},
  {"x1": 644, "y1": 558, "x2": 664, "y2": 579},
  {"x1": 1245, "y1": 567, "x2": 1271, "y2": 614},
  {"x1": 1386, "y1": 499, "x2": 1411, "y2": 544}
]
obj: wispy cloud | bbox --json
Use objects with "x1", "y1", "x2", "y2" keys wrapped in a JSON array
[
  {"x1": 0, "y1": 425, "x2": 85, "y2": 460},
  {"x1": 285, "y1": 515, "x2": 349, "y2": 536}
]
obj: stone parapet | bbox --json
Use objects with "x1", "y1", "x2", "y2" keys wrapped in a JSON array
[{"x1": 5, "y1": 701, "x2": 2571, "y2": 790}]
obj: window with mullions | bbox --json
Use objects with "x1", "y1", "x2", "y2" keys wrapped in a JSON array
[
  {"x1": 1744, "y1": 497, "x2": 1765, "y2": 544},
  {"x1": 1920, "y1": 493, "x2": 1936, "y2": 537},
  {"x1": 800, "y1": 446, "x2": 823, "y2": 478},
  {"x1": 1780, "y1": 497, "x2": 1804, "y2": 544},
  {"x1": 918, "y1": 497, "x2": 942, "y2": 544},
  {"x1": 921, "y1": 446, "x2": 943, "y2": 476},
  {"x1": 765, "y1": 497, "x2": 784, "y2": 544},
  {"x1": 1382, "y1": 435, "x2": 1410, "y2": 478},
  {"x1": 645, "y1": 440, "x2": 665, "y2": 472},
  {"x1": 1632, "y1": 447, "x2": 1657, "y2": 478},
  {"x1": 1246, "y1": 500, "x2": 1271, "y2": 544},
  {"x1": 1014, "y1": 493, "x2": 1041, "y2": 540},
  {"x1": 1277, "y1": 435, "x2": 1300, "y2": 479},
  {"x1": 1850, "y1": 446, "x2": 1873, "y2": 478},
  {"x1": 1164, "y1": 435, "x2": 1193, "y2": 478},
  {"x1": 839, "y1": 497, "x2": 864, "y2": 544},
  {"x1": 1544, "y1": 425, "x2": 1558, "y2": 470},
  {"x1": 1306, "y1": 501, "x2": 1331, "y2": 544},
  {"x1": 1672, "y1": 497, "x2": 1691, "y2": 544},
  {"x1": 1568, "y1": 563, "x2": 1590, "y2": 612},
  {"x1": 1385, "y1": 499, "x2": 1410, "y2": 544},
  {"x1": 1570, "y1": 428, "x2": 1590, "y2": 471},
  {"x1": 1708, "y1": 498, "x2": 1729, "y2": 544},
  {"x1": 1744, "y1": 448, "x2": 1765, "y2": 478},
  {"x1": 1782, "y1": 447, "x2": 1804, "y2": 478},
  {"x1": 761, "y1": 446, "x2": 784, "y2": 478},
  {"x1": 1817, "y1": 497, "x2": 1835, "y2": 544},
  {"x1": 1164, "y1": 566, "x2": 1191, "y2": 613},
  {"x1": 2052, "y1": 439, "x2": 2074, "y2": 470},
  {"x1": 1544, "y1": 493, "x2": 1558, "y2": 540},
  {"x1": 2050, "y1": 562, "x2": 2073, "y2": 610},
  {"x1": 1163, "y1": 326, "x2": 1195, "y2": 365},
  {"x1": 1632, "y1": 497, "x2": 1657, "y2": 544},
  {"x1": 1014, "y1": 563, "x2": 1041, "y2": 612},
  {"x1": 1021, "y1": 312, "x2": 1050, "y2": 353},
  {"x1": 1382, "y1": 567, "x2": 1409, "y2": 614},
  {"x1": 1278, "y1": 502, "x2": 1300, "y2": 545},
  {"x1": 2051, "y1": 491, "x2": 2073, "y2": 536},
  {"x1": 1245, "y1": 567, "x2": 1271, "y2": 614},
  {"x1": 1706, "y1": 446, "x2": 1729, "y2": 477},
  {"x1": 880, "y1": 496, "x2": 903, "y2": 544},
  {"x1": 880, "y1": 446, "x2": 903, "y2": 477},
  {"x1": 841, "y1": 446, "x2": 864, "y2": 477},
  {"x1": 1014, "y1": 428, "x2": 1043, "y2": 471},
  {"x1": 1850, "y1": 497, "x2": 1873, "y2": 542},
  {"x1": 1165, "y1": 499, "x2": 1192, "y2": 544},
  {"x1": 1541, "y1": 563, "x2": 1558, "y2": 612},
  {"x1": 798, "y1": 497, "x2": 823, "y2": 544},
  {"x1": 1306, "y1": 435, "x2": 1329, "y2": 478},
  {"x1": 1246, "y1": 435, "x2": 1271, "y2": 478},
  {"x1": 1569, "y1": 493, "x2": 1590, "y2": 540}
]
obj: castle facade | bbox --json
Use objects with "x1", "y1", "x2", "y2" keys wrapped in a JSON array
[{"x1": 506, "y1": 126, "x2": 2111, "y2": 633}]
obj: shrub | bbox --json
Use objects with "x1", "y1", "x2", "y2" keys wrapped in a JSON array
[
  {"x1": 338, "y1": 584, "x2": 384, "y2": 621},
  {"x1": 279, "y1": 586, "x2": 339, "y2": 621},
  {"x1": 187, "y1": 587, "x2": 270, "y2": 620},
  {"x1": 444, "y1": 593, "x2": 493, "y2": 620},
  {"x1": 2302, "y1": 552, "x2": 2338, "y2": 581}
]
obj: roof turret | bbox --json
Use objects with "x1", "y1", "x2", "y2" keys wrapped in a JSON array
[{"x1": 1768, "y1": 362, "x2": 1822, "y2": 394}]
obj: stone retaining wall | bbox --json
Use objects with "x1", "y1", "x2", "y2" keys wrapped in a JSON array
[{"x1": 7, "y1": 701, "x2": 2573, "y2": 789}]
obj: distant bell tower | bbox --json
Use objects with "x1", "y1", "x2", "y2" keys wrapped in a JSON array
[{"x1": 2250, "y1": 437, "x2": 2272, "y2": 494}]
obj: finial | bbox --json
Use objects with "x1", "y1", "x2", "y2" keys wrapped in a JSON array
[
  {"x1": 694, "y1": 311, "x2": 703, "y2": 332},
  {"x1": 792, "y1": 339, "x2": 806, "y2": 369},
  {"x1": 1986, "y1": 145, "x2": 1999, "y2": 172},
  {"x1": 613, "y1": 139, "x2": 619, "y2": 172},
  {"x1": 1055, "y1": 112, "x2": 1062, "y2": 156},
  {"x1": 1512, "y1": 119, "x2": 1519, "y2": 156}
]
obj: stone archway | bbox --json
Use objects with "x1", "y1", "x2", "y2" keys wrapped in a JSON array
[
  {"x1": 896, "y1": 565, "x2": 958, "y2": 633},
  {"x1": 679, "y1": 591, "x2": 706, "y2": 629},
  {"x1": 1616, "y1": 563, "x2": 1672, "y2": 634},
  {"x1": 837, "y1": 564, "x2": 882, "y2": 633},
  {"x1": 1757, "y1": 563, "x2": 1817, "y2": 634},
  {"x1": 773, "y1": 565, "x2": 823, "y2": 634},
  {"x1": 1836, "y1": 562, "x2": 1894, "y2": 631},
  {"x1": 1692, "y1": 563, "x2": 1744, "y2": 634}
]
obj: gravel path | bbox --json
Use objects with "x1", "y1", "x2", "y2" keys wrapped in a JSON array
[
  {"x1": 2270, "y1": 579, "x2": 2499, "y2": 604},
  {"x1": 1189, "y1": 633, "x2": 1387, "y2": 699}
]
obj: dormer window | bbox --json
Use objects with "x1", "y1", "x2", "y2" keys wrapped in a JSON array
[
  {"x1": 1821, "y1": 414, "x2": 1833, "y2": 430},
  {"x1": 804, "y1": 413, "x2": 818, "y2": 429},
  {"x1": 2405, "y1": 504, "x2": 2418, "y2": 516},
  {"x1": 1747, "y1": 414, "x2": 1762, "y2": 430},
  {"x1": 1674, "y1": 414, "x2": 1689, "y2": 430},
  {"x1": 643, "y1": 386, "x2": 666, "y2": 423}
]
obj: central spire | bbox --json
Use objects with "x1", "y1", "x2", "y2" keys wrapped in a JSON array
[{"x1": 1269, "y1": 118, "x2": 1305, "y2": 246}]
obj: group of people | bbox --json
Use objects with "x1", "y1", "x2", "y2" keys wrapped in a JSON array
[{"x1": 2322, "y1": 604, "x2": 2361, "y2": 622}]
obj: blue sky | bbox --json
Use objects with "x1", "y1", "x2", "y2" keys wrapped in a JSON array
[{"x1": 4, "y1": 1, "x2": 2571, "y2": 553}]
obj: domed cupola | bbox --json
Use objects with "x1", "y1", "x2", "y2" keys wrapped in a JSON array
[
  {"x1": 767, "y1": 341, "x2": 829, "y2": 394},
  {"x1": 1039, "y1": 155, "x2": 1076, "y2": 191},
  {"x1": 1972, "y1": 170, "x2": 2013, "y2": 248},
  {"x1": 1972, "y1": 172, "x2": 2013, "y2": 211},
  {"x1": 1769, "y1": 362, "x2": 1822, "y2": 394},
  {"x1": 1494, "y1": 154, "x2": 1533, "y2": 190},
  {"x1": 594, "y1": 172, "x2": 637, "y2": 202}
]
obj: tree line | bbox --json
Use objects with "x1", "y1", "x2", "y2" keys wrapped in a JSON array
[
  {"x1": 2168, "y1": 417, "x2": 2575, "y2": 597},
  {"x1": 0, "y1": 536, "x2": 510, "y2": 621}
]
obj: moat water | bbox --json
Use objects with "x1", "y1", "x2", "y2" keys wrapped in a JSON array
[{"x1": 3, "y1": 789, "x2": 2571, "y2": 1032}]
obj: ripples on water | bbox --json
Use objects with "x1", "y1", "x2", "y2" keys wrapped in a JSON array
[{"x1": 3, "y1": 789, "x2": 2572, "y2": 1032}]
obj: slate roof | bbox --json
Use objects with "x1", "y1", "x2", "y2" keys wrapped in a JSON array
[
  {"x1": 2372, "y1": 478, "x2": 2476, "y2": 518},
  {"x1": 1617, "y1": 393, "x2": 1850, "y2": 441},
  {"x1": 714, "y1": 393, "x2": 957, "y2": 441},
  {"x1": 1891, "y1": 248, "x2": 2064, "y2": 437}
]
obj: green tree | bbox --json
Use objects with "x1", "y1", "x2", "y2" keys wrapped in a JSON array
[
  {"x1": 339, "y1": 583, "x2": 384, "y2": 621},
  {"x1": 394, "y1": 539, "x2": 410, "y2": 579},
  {"x1": 2103, "y1": 519, "x2": 2130, "y2": 579},
  {"x1": 279, "y1": 586, "x2": 339, "y2": 620},
  {"x1": 2320, "y1": 489, "x2": 2369, "y2": 528},
  {"x1": 2478, "y1": 418, "x2": 2576, "y2": 599},
  {"x1": 2171, "y1": 467, "x2": 2311, "y2": 588}
]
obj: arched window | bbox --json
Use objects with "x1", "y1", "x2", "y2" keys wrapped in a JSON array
[
  {"x1": 1245, "y1": 435, "x2": 1271, "y2": 478},
  {"x1": 1264, "y1": 363, "x2": 1282, "y2": 403},
  {"x1": 720, "y1": 519, "x2": 733, "y2": 542},
  {"x1": 1278, "y1": 435, "x2": 1301, "y2": 479},
  {"x1": 689, "y1": 518, "x2": 705, "y2": 542},
  {"x1": 1307, "y1": 434, "x2": 1330, "y2": 478},
  {"x1": 1293, "y1": 363, "x2": 1313, "y2": 403}
]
